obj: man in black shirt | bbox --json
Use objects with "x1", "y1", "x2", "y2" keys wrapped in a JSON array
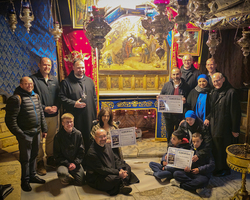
[{"x1": 30, "y1": 57, "x2": 60, "y2": 175}]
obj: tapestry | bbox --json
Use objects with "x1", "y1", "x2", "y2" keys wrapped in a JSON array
[
  {"x1": 99, "y1": 99, "x2": 167, "y2": 141},
  {"x1": 58, "y1": 26, "x2": 93, "y2": 79},
  {"x1": 0, "y1": 0, "x2": 57, "y2": 95}
]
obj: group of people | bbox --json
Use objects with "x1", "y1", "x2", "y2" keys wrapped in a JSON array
[
  {"x1": 145, "y1": 54, "x2": 241, "y2": 193},
  {"x1": 4, "y1": 54, "x2": 241, "y2": 196}
]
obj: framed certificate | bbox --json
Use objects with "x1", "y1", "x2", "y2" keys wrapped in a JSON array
[
  {"x1": 110, "y1": 127, "x2": 137, "y2": 148},
  {"x1": 158, "y1": 95, "x2": 183, "y2": 113},
  {"x1": 167, "y1": 147, "x2": 194, "y2": 169}
]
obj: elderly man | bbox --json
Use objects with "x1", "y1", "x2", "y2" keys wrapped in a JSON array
[
  {"x1": 86, "y1": 128, "x2": 139, "y2": 196},
  {"x1": 30, "y1": 57, "x2": 60, "y2": 175},
  {"x1": 5, "y1": 77, "x2": 47, "y2": 192},
  {"x1": 59, "y1": 59, "x2": 97, "y2": 152},
  {"x1": 53, "y1": 113, "x2": 85, "y2": 186},
  {"x1": 206, "y1": 72, "x2": 241, "y2": 177},
  {"x1": 160, "y1": 67, "x2": 190, "y2": 142},
  {"x1": 180, "y1": 54, "x2": 201, "y2": 90}
]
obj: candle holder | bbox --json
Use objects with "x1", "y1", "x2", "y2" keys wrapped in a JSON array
[{"x1": 19, "y1": 0, "x2": 34, "y2": 33}]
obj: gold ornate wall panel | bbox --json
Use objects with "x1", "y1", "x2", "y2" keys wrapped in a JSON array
[{"x1": 99, "y1": 75, "x2": 169, "y2": 91}]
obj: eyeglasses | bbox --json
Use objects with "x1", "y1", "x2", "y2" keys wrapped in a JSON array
[
  {"x1": 213, "y1": 78, "x2": 222, "y2": 84},
  {"x1": 183, "y1": 59, "x2": 191, "y2": 62}
]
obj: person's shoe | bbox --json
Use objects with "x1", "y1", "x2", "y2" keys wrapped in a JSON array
[
  {"x1": 214, "y1": 169, "x2": 231, "y2": 177},
  {"x1": 29, "y1": 176, "x2": 46, "y2": 184},
  {"x1": 46, "y1": 156, "x2": 56, "y2": 168},
  {"x1": 119, "y1": 186, "x2": 132, "y2": 195},
  {"x1": 37, "y1": 160, "x2": 47, "y2": 176},
  {"x1": 196, "y1": 187, "x2": 211, "y2": 197},
  {"x1": 170, "y1": 178, "x2": 180, "y2": 187},
  {"x1": 21, "y1": 181, "x2": 32, "y2": 192},
  {"x1": 144, "y1": 168, "x2": 154, "y2": 175},
  {"x1": 161, "y1": 178, "x2": 167, "y2": 182},
  {"x1": 0, "y1": 184, "x2": 14, "y2": 198}
]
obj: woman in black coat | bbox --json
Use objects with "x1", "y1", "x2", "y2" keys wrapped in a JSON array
[{"x1": 186, "y1": 74, "x2": 210, "y2": 124}]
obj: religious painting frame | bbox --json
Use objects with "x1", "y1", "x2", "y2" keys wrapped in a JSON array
[
  {"x1": 98, "y1": 14, "x2": 170, "y2": 94},
  {"x1": 178, "y1": 29, "x2": 202, "y2": 56},
  {"x1": 71, "y1": 0, "x2": 93, "y2": 29}
]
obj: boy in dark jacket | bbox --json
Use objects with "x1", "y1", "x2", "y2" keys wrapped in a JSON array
[
  {"x1": 144, "y1": 130, "x2": 190, "y2": 182},
  {"x1": 53, "y1": 113, "x2": 85, "y2": 186},
  {"x1": 171, "y1": 132, "x2": 215, "y2": 192}
]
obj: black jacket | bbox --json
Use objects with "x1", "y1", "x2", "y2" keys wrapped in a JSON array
[
  {"x1": 53, "y1": 127, "x2": 85, "y2": 167},
  {"x1": 160, "y1": 78, "x2": 190, "y2": 119},
  {"x1": 185, "y1": 87, "x2": 210, "y2": 115},
  {"x1": 180, "y1": 65, "x2": 201, "y2": 90},
  {"x1": 178, "y1": 118, "x2": 212, "y2": 159},
  {"x1": 191, "y1": 143, "x2": 215, "y2": 178},
  {"x1": 30, "y1": 70, "x2": 60, "y2": 117},
  {"x1": 5, "y1": 87, "x2": 47, "y2": 140}
]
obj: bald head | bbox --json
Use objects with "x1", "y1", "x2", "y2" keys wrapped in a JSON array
[
  {"x1": 20, "y1": 77, "x2": 34, "y2": 93},
  {"x1": 212, "y1": 72, "x2": 225, "y2": 89},
  {"x1": 94, "y1": 128, "x2": 107, "y2": 147},
  {"x1": 171, "y1": 67, "x2": 181, "y2": 83}
]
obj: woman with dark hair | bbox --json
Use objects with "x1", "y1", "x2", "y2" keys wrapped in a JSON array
[{"x1": 90, "y1": 107, "x2": 122, "y2": 158}]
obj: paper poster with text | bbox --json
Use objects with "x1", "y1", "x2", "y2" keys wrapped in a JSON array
[
  {"x1": 110, "y1": 127, "x2": 136, "y2": 148},
  {"x1": 158, "y1": 95, "x2": 183, "y2": 113}
]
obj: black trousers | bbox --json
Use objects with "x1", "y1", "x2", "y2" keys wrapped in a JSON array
[
  {"x1": 17, "y1": 133, "x2": 40, "y2": 181},
  {"x1": 164, "y1": 114, "x2": 182, "y2": 142},
  {"x1": 173, "y1": 170, "x2": 209, "y2": 191}
]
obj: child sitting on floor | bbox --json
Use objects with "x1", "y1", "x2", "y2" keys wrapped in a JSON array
[
  {"x1": 178, "y1": 110, "x2": 212, "y2": 163},
  {"x1": 170, "y1": 132, "x2": 215, "y2": 195},
  {"x1": 144, "y1": 130, "x2": 190, "y2": 182}
]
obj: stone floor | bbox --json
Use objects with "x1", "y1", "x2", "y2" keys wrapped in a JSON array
[{"x1": 2, "y1": 138, "x2": 250, "y2": 200}]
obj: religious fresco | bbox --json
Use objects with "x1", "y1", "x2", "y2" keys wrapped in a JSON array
[{"x1": 99, "y1": 16, "x2": 169, "y2": 71}]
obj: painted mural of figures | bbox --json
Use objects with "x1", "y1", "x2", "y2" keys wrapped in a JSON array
[
  {"x1": 106, "y1": 53, "x2": 113, "y2": 67},
  {"x1": 76, "y1": 0, "x2": 85, "y2": 24},
  {"x1": 124, "y1": 38, "x2": 134, "y2": 58},
  {"x1": 149, "y1": 35, "x2": 157, "y2": 60},
  {"x1": 140, "y1": 43, "x2": 149, "y2": 63},
  {"x1": 114, "y1": 49, "x2": 124, "y2": 65},
  {"x1": 111, "y1": 31, "x2": 119, "y2": 43}
]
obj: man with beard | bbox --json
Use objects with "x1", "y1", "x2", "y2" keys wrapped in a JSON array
[
  {"x1": 59, "y1": 59, "x2": 97, "y2": 152},
  {"x1": 160, "y1": 67, "x2": 190, "y2": 142},
  {"x1": 180, "y1": 54, "x2": 201, "y2": 90},
  {"x1": 206, "y1": 72, "x2": 241, "y2": 176},
  {"x1": 5, "y1": 77, "x2": 47, "y2": 192},
  {"x1": 86, "y1": 128, "x2": 139, "y2": 196}
]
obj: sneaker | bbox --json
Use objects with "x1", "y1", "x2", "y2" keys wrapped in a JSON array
[
  {"x1": 196, "y1": 187, "x2": 211, "y2": 197},
  {"x1": 161, "y1": 178, "x2": 167, "y2": 182},
  {"x1": 144, "y1": 168, "x2": 154, "y2": 176},
  {"x1": 37, "y1": 160, "x2": 47, "y2": 176},
  {"x1": 119, "y1": 186, "x2": 132, "y2": 195},
  {"x1": 21, "y1": 181, "x2": 32, "y2": 192},
  {"x1": 30, "y1": 176, "x2": 46, "y2": 184},
  {"x1": 170, "y1": 179, "x2": 180, "y2": 187},
  {"x1": 46, "y1": 156, "x2": 56, "y2": 168}
]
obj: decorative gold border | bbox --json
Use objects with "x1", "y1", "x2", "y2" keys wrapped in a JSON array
[
  {"x1": 71, "y1": 0, "x2": 86, "y2": 29},
  {"x1": 178, "y1": 29, "x2": 202, "y2": 56}
]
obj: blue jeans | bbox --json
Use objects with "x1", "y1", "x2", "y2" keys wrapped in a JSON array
[
  {"x1": 149, "y1": 162, "x2": 178, "y2": 180},
  {"x1": 173, "y1": 170, "x2": 209, "y2": 191}
]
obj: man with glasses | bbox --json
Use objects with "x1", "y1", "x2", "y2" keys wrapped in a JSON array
[
  {"x1": 86, "y1": 128, "x2": 139, "y2": 195},
  {"x1": 205, "y1": 72, "x2": 241, "y2": 177},
  {"x1": 59, "y1": 59, "x2": 97, "y2": 152},
  {"x1": 180, "y1": 54, "x2": 201, "y2": 90},
  {"x1": 53, "y1": 113, "x2": 85, "y2": 185},
  {"x1": 5, "y1": 77, "x2": 47, "y2": 191}
]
